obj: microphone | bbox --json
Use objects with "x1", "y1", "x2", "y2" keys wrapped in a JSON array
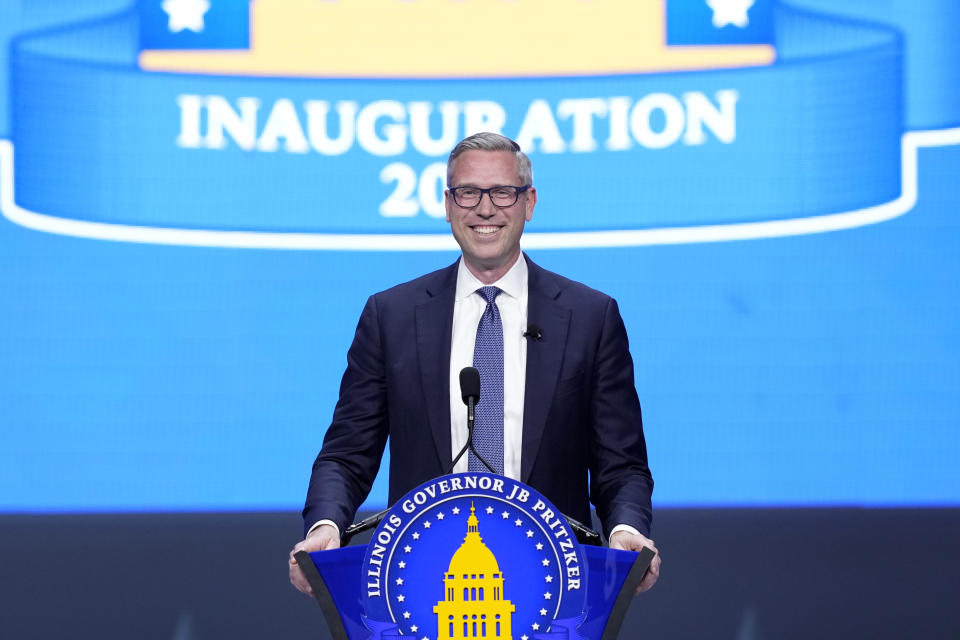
[
  {"x1": 460, "y1": 366, "x2": 481, "y2": 405},
  {"x1": 342, "y1": 508, "x2": 388, "y2": 544},
  {"x1": 523, "y1": 323, "x2": 543, "y2": 341}
]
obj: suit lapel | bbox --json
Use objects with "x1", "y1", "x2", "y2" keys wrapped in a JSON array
[
  {"x1": 521, "y1": 258, "x2": 570, "y2": 483},
  {"x1": 416, "y1": 262, "x2": 458, "y2": 472}
]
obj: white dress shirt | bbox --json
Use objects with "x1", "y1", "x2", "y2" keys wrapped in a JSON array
[{"x1": 448, "y1": 255, "x2": 527, "y2": 478}]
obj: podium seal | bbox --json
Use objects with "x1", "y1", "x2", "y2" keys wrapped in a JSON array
[{"x1": 360, "y1": 473, "x2": 588, "y2": 640}]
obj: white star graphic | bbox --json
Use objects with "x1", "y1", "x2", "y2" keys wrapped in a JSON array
[
  {"x1": 501, "y1": 511, "x2": 510, "y2": 519},
  {"x1": 486, "y1": 506, "x2": 495, "y2": 515},
  {"x1": 544, "y1": 591, "x2": 552, "y2": 600},
  {"x1": 396, "y1": 578, "x2": 404, "y2": 586},
  {"x1": 398, "y1": 561, "x2": 406, "y2": 569},
  {"x1": 452, "y1": 507, "x2": 460, "y2": 515},
  {"x1": 397, "y1": 594, "x2": 406, "y2": 602},
  {"x1": 542, "y1": 558, "x2": 550, "y2": 566},
  {"x1": 410, "y1": 625, "x2": 418, "y2": 633},
  {"x1": 521, "y1": 635, "x2": 529, "y2": 640},
  {"x1": 545, "y1": 575, "x2": 553, "y2": 583},
  {"x1": 404, "y1": 545, "x2": 412, "y2": 553},
  {"x1": 514, "y1": 518, "x2": 523, "y2": 527},
  {"x1": 412, "y1": 532, "x2": 420, "y2": 540},
  {"x1": 526, "y1": 530, "x2": 534, "y2": 538},
  {"x1": 423, "y1": 521, "x2": 431, "y2": 528},
  {"x1": 161, "y1": 0, "x2": 210, "y2": 33},
  {"x1": 403, "y1": 611, "x2": 411, "y2": 619},
  {"x1": 436, "y1": 512, "x2": 445, "y2": 520},
  {"x1": 532, "y1": 622, "x2": 541, "y2": 631},
  {"x1": 536, "y1": 542, "x2": 544, "y2": 550},
  {"x1": 540, "y1": 608, "x2": 548, "y2": 616},
  {"x1": 706, "y1": 0, "x2": 754, "y2": 29}
]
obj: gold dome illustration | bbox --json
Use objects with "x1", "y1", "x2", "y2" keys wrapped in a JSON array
[{"x1": 434, "y1": 504, "x2": 515, "y2": 639}]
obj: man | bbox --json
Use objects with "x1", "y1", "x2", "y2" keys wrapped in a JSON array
[{"x1": 289, "y1": 132, "x2": 660, "y2": 594}]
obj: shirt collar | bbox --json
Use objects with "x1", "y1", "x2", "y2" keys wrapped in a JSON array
[{"x1": 455, "y1": 253, "x2": 528, "y2": 302}]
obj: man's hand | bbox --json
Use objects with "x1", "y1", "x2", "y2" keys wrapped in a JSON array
[
  {"x1": 289, "y1": 523, "x2": 341, "y2": 596},
  {"x1": 609, "y1": 530, "x2": 661, "y2": 593}
]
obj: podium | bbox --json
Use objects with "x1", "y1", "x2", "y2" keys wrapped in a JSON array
[{"x1": 296, "y1": 473, "x2": 654, "y2": 640}]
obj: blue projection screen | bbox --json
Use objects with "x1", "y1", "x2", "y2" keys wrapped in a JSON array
[{"x1": 1, "y1": 0, "x2": 958, "y2": 513}]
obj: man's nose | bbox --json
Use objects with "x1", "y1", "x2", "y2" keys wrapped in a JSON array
[{"x1": 476, "y1": 191, "x2": 497, "y2": 215}]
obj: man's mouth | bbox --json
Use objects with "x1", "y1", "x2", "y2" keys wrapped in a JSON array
[{"x1": 472, "y1": 225, "x2": 500, "y2": 235}]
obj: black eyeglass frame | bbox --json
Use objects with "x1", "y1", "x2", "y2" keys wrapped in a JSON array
[{"x1": 447, "y1": 184, "x2": 532, "y2": 209}]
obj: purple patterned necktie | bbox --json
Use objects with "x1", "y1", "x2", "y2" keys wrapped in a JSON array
[{"x1": 469, "y1": 286, "x2": 504, "y2": 474}]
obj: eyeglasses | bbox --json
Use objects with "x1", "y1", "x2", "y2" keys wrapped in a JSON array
[{"x1": 448, "y1": 185, "x2": 531, "y2": 208}]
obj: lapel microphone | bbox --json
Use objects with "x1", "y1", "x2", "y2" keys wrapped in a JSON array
[{"x1": 523, "y1": 323, "x2": 543, "y2": 341}]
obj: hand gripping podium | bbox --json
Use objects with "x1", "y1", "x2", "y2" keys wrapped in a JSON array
[{"x1": 296, "y1": 473, "x2": 654, "y2": 640}]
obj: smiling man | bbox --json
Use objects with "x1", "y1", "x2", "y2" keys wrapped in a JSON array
[
  {"x1": 290, "y1": 132, "x2": 659, "y2": 595},
  {"x1": 444, "y1": 142, "x2": 536, "y2": 284}
]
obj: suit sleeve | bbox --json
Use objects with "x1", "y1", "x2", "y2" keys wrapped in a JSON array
[
  {"x1": 589, "y1": 297, "x2": 654, "y2": 538},
  {"x1": 301, "y1": 294, "x2": 390, "y2": 537}
]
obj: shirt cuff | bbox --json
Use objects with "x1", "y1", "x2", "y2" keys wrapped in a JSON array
[
  {"x1": 306, "y1": 519, "x2": 340, "y2": 538},
  {"x1": 610, "y1": 523, "x2": 641, "y2": 538}
]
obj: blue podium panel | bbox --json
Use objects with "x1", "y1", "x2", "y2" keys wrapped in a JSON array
[{"x1": 300, "y1": 474, "x2": 653, "y2": 640}]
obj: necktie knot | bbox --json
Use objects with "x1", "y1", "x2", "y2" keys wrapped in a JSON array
[{"x1": 477, "y1": 286, "x2": 501, "y2": 305}]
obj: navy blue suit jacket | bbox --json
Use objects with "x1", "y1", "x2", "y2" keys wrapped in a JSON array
[{"x1": 303, "y1": 255, "x2": 653, "y2": 539}]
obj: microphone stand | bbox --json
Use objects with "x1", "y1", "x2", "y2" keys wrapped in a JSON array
[{"x1": 445, "y1": 394, "x2": 495, "y2": 475}]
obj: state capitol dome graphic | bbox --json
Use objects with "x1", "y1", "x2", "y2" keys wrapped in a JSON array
[
  {"x1": 434, "y1": 504, "x2": 515, "y2": 639},
  {"x1": 358, "y1": 475, "x2": 592, "y2": 639}
]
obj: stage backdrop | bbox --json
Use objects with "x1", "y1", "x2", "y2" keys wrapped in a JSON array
[{"x1": 1, "y1": 0, "x2": 958, "y2": 516}]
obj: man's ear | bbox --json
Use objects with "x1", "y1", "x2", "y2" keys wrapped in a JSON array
[{"x1": 524, "y1": 186, "x2": 537, "y2": 222}]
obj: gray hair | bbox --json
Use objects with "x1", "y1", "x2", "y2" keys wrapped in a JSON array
[{"x1": 446, "y1": 132, "x2": 533, "y2": 186}]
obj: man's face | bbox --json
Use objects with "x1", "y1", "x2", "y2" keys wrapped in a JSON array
[{"x1": 445, "y1": 150, "x2": 537, "y2": 278}]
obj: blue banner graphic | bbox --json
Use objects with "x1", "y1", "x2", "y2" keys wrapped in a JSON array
[
  {"x1": 667, "y1": 0, "x2": 775, "y2": 45},
  {"x1": 1, "y1": 1, "x2": 959, "y2": 513},
  {"x1": 138, "y1": 0, "x2": 250, "y2": 50},
  {"x1": 2, "y1": 0, "x2": 942, "y2": 246}
]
